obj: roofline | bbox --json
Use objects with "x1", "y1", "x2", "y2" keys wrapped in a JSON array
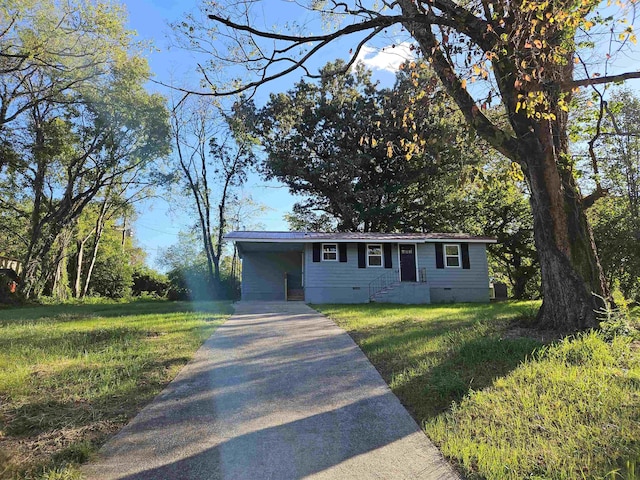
[{"x1": 224, "y1": 236, "x2": 497, "y2": 244}]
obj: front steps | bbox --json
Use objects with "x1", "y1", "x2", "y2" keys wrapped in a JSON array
[
  {"x1": 370, "y1": 282, "x2": 431, "y2": 304},
  {"x1": 287, "y1": 288, "x2": 304, "y2": 301}
]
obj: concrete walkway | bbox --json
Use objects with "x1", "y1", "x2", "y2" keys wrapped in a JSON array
[{"x1": 83, "y1": 302, "x2": 460, "y2": 480}]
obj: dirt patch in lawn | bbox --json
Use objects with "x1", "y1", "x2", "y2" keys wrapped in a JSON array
[
  {"x1": 501, "y1": 326, "x2": 567, "y2": 343},
  {"x1": 0, "y1": 420, "x2": 121, "y2": 477}
]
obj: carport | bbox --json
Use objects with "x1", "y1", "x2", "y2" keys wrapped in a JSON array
[{"x1": 236, "y1": 241, "x2": 304, "y2": 301}]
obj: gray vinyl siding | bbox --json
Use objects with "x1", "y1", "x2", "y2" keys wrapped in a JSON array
[
  {"x1": 238, "y1": 240, "x2": 491, "y2": 304},
  {"x1": 304, "y1": 243, "x2": 401, "y2": 304},
  {"x1": 418, "y1": 242, "x2": 491, "y2": 303},
  {"x1": 241, "y1": 251, "x2": 302, "y2": 301}
]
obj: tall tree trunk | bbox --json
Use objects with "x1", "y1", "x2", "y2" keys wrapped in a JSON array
[
  {"x1": 509, "y1": 255, "x2": 527, "y2": 300},
  {"x1": 21, "y1": 108, "x2": 48, "y2": 298},
  {"x1": 82, "y1": 225, "x2": 104, "y2": 298},
  {"x1": 200, "y1": 222, "x2": 217, "y2": 295},
  {"x1": 82, "y1": 196, "x2": 109, "y2": 297},
  {"x1": 518, "y1": 117, "x2": 608, "y2": 330},
  {"x1": 512, "y1": 276, "x2": 528, "y2": 301},
  {"x1": 213, "y1": 174, "x2": 233, "y2": 291},
  {"x1": 121, "y1": 216, "x2": 127, "y2": 251},
  {"x1": 74, "y1": 239, "x2": 86, "y2": 298},
  {"x1": 51, "y1": 228, "x2": 72, "y2": 300},
  {"x1": 74, "y1": 229, "x2": 94, "y2": 298}
]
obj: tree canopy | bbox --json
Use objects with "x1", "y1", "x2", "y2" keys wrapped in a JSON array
[
  {"x1": 255, "y1": 60, "x2": 478, "y2": 232},
  {"x1": 0, "y1": 0, "x2": 171, "y2": 297}
]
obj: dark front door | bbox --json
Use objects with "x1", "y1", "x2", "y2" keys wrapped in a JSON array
[{"x1": 400, "y1": 244, "x2": 416, "y2": 282}]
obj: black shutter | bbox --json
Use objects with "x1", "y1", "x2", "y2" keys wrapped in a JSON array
[
  {"x1": 357, "y1": 243, "x2": 366, "y2": 268},
  {"x1": 435, "y1": 243, "x2": 444, "y2": 269},
  {"x1": 338, "y1": 243, "x2": 347, "y2": 262},
  {"x1": 383, "y1": 244, "x2": 392, "y2": 269},
  {"x1": 313, "y1": 243, "x2": 321, "y2": 262},
  {"x1": 461, "y1": 243, "x2": 470, "y2": 269}
]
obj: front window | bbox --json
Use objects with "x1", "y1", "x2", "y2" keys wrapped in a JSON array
[
  {"x1": 322, "y1": 243, "x2": 337, "y2": 261},
  {"x1": 367, "y1": 244, "x2": 383, "y2": 267},
  {"x1": 444, "y1": 244, "x2": 461, "y2": 268}
]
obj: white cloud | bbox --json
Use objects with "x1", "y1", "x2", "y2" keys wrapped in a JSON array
[{"x1": 354, "y1": 42, "x2": 416, "y2": 72}]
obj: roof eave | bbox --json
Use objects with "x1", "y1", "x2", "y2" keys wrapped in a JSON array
[{"x1": 224, "y1": 237, "x2": 498, "y2": 244}]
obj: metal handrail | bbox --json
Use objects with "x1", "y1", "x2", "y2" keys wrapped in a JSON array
[
  {"x1": 368, "y1": 269, "x2": 400, "y2": 299},
  {"x1": 419, "y1": 267, "x2": 427, "y2": 283}
]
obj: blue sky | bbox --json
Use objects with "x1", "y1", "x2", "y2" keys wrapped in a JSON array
[
  {"x1": 123, "y1": 0, "x2": 407, "y2": 268},
  {"x1": 126, "y1": 0, "x2": 302, "y2": 268}
]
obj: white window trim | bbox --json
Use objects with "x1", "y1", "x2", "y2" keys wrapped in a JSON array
[
  {"x1": 367, "y1": 243, "x2": 383, "y2": 267},
  {"x1": 444, "y1": 243, "x2": 462, "y2": 268},
  {"x1": 321, "y1": 243, "x2": 338, "y2": 261}
]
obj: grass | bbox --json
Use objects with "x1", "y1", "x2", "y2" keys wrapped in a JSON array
[
  {"x1": 316, "y1": 301, "x2": 640, "y2": 480},
  {"x1": 632, "y1": 305, "x2": 640, "y2": 328},
  {"x1": 0, "y1": 299, "x2": 232, "y2": 479}
]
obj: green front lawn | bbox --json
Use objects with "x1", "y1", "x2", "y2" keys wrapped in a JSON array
[
  {"x1": 0, "y1": 300, "x2": 232, "y2": 479},
  {"x1": 316, "y1": 302, "x2": 640, "y2": 480}
]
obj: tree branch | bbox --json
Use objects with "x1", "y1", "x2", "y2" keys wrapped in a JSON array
[
  {"x1": 208, "y1": 13, "x2": 408, "y2": 42},
  {"x1": 398, "y1": 0, "x2": 519, "y2": 161},
  {"x1": 566, "y1": 71, "x2": 640, "y2": 89},
  {"x1": 582, "y1": 187, "x2": 608, "y2": 209}
]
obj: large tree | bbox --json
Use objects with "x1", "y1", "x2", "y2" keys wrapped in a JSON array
[
  {"x1": 174, "y1": 0, "x2": 640, "y2": 330},
  {"x1": 20, "y1": 61, "x2": 167, "y2": 297},
  {"x1": 576, "y1": 88, "x2": 640, "y2": 301},
  {"x1": 0, "y1": 1, "x2": 171, "y2": 297},
  {"x1": 167, "y1": 95, "x2": 255, "y2": 296},
  {"x1": 0, "y1": 0, "x2": 131, "y2": 166},
  {"x1": 257, "y1": 60, "x2": 475, "y2": 232}
]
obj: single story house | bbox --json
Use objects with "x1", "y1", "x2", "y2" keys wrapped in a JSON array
[{"x1": 226, "y1": 231, "x2": 497, "y2": 304}]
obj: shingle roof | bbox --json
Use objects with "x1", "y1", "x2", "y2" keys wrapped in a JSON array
[{"x1": 225, "y1": 231, "x2": 497, "y2": 243}]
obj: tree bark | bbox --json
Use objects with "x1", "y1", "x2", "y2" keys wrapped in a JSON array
[
  {"x1": 74, "y1": 239, "x2": 86, "y2": 298},
  {"x1": 74, "y1": 229, "x2": 95, "y2": 298},
  {"x1": 522, "y1": 128, "x2": 608, "y2": 329},
  {"x1": 21, "y1": 107, "x2": 48, "y2": 298},
  {"x1": 82, "y1": 196, "x2": 109, "y2": 297},
  {"x1": 51, "y1": 228, "x2": 72, "y2": 300},
  {"x1": 512, "y1": 275, "x2": 528, "y2": 300}
]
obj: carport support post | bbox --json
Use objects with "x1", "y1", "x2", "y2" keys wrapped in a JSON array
[{"x1": 284, "y1": 272, "x2": 288, "y2": 301}]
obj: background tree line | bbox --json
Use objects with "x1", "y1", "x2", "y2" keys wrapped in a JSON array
[
  {"x1": 0, "y1": 0, "x2": 170, "y2": 301},
  {"x1": 0, "y1": 0, "x2": 252, "y2": 302},
  {"x1": 2, "y1": 0, "x2": 638, "y2": 314}
]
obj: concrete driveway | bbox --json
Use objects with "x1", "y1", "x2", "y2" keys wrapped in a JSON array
[{"x1": 83, "y1": 301, "x2": 460, "y2": 479}]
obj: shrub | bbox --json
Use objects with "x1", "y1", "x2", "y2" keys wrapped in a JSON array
[{"x1": 132, "y1": 267, "x2": 170, "y2": 298}]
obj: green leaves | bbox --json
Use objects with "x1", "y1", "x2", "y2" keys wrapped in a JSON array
[
  {"x1": 0, "y1": 0, "x2": 171, "y2": 299},
  {"x1": 255, "y1": 60, "x2": 477, "y2": 233}
]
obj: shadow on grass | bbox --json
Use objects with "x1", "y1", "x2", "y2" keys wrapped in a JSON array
[
  {"x1": 0, "y1": 300, "x2": 234, "y2": 325},
  {"x1": 4, "y1": 354, "x2": 195, "y2": 437},
  {"x1": 0, "y1": 327, "x2": 149, "y2": 357},
  {"x1": 394, "y1": 335, "x2": 543, "y2": 422},
  {"x1": 0, "y1": 301, "x2": 230, "y2": 479},
  {"x1": 320, "y1": 302, "x2": 547, "y2": 425}
]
